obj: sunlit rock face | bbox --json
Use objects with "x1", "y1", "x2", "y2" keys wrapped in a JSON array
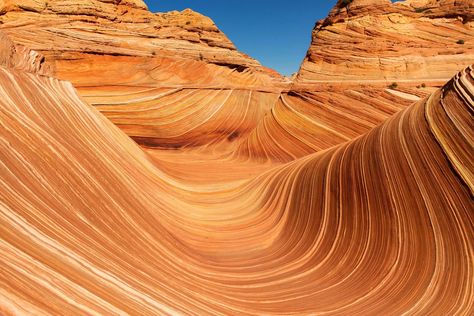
[
  {"x1": 0, "y1": 0, "x2": 285, "y2": 149},
  {"x1": 1, "y1": 0, "x2": 471, "y2": 156},
  {"x1": 297, "y1": 0, "x2": 474, "y2": 82},
  {"x1": 0, "y1": 2, "x2": 473, "y2": 314},
  {"x1": 1, "y1": 60, "x2": 473, "y2": 314},
  {"x1": 0, "y1": 0, "x2": 281, "y2": 86},
  {"x1": 233, "y1": 0, "x2": 474, "y2": 162}
]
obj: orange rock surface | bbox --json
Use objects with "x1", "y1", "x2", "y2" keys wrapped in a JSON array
[
  {"x1": 0, "y1": 0, "x2": 280, "y2": 86},
  {"x1": 0, "y1": 0, "x2": 286, "y2": 149},
  {"x1": 297, "y1": 0, "x2": 474, "y2": 82},
  {"x1": 0, "y1": 0, "x2": 473, "y2": 315},
  {"x1": 236, "y1": 0, "x2": 474, "y2": 162},
  {"x1": 1, "y1": 0, "x2": 472, "y2": 155}
]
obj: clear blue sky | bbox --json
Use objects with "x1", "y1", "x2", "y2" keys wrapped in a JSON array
[{"x1": 144, "y1": 1, "x2": 337, "y2": 76}]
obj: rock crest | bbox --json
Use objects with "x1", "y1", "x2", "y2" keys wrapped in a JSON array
[{"x1": 297, "y1": 0, "x2": 474, "y2": 81}]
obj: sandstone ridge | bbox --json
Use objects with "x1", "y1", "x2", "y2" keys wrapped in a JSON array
[
  {"x1": 0, "y1": 0, "x2": 148, "y2": 14},
  {"x1": 0, "y1": 0, "x2": 281, "y2": 87},
  {"x1": 297, "y1": 0, "x2": 474, "y2": 82}
]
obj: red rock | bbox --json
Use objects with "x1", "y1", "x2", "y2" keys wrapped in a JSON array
[
  {"x1": 0, "y1": 60, "x2": 472, "y2": 314},
  {"x1": 0, "y1": 1, "x2": 473, "y2": 314},
  {"x1": 0, "y1": 0, "x2": 281, "y2": 86},
  {"x1": 297, "y1": 0, "x2": 474, "y2": 82}
]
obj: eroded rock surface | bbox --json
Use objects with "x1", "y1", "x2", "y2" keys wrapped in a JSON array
[
  {"x1": 0, "y1": 1, "x2": 473, "y2": 314},
  {"x1": 297, "y1": 0, "x2": 474, "y2": 82},
  {"x1": 0, "y1": 0, "x2": 280, "y2": 86},
  {"x1": 1, "y1": 61, "x2": 472, "y2": 314}
]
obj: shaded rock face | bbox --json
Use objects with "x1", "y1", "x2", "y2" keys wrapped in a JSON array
[
  {"x1": 0, "y1": 32, "x2": 52, "y2": 75},
  {"x1": 297, "y1": 0, "x2": 474, "y2": 82}
]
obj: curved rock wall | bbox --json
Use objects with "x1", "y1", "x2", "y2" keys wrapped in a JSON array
[{"x1": 0, "y1": 64, "x2": 472, "y2": 314}]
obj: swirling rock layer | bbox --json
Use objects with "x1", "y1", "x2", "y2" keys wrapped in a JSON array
[
  {"x1": 1, "y1": 0, "x2": 471, "y2": 155},
  {"x1": 1, "y1": 62, "x2": 473, "y2": 314},
  {"x1": 0, "y1": 0, "x2": 286, "y2": 149},
  {"x1": 0, "y1": 1, "x2": 473, "y2": 314}
]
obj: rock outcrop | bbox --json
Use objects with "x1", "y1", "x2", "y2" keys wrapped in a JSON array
[
  {"x1": 1, "y1": 0, "x2": 471, "y2": 156},
  {"x1": 0, "y1": 0, "x2": 285, "y2": 149},
  {"x1": 0, "y1": 0, "x2": 473, "y2": 314},
  {"x1": 297, "y1": 0, "x2": 474, "y2": 82},
  {"x1": 0, "y1": 0, "x2": 280, "y2": 86},
  {"x1": 0, "y1": 32, "x2": 52, "y2": 75},
  {"x1": 232, "y1": 0, "x2": 473, "y2": 163},
  {"x1": 1, "y1": 61, "x2": 472, "y2": 314}
]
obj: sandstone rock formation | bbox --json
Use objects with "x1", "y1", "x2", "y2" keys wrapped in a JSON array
[
  {"x1": 0, "y1": 0, "x2": 286, "y2": 149},
  {"x1": 0, "y1": 0, "x2": 280, "y2": 86},
  {"x1": 0, "y1": 1, "x2": 473, "y2": 314},
  {"x1": 1, "y1": 0, "x2": 471, "y2": 156},
  {"x1": 297, "y1": 0, "x2": 474, "y2": 82},
  {"x1": 1, "y1": 60, "x2": 472, "y2": 314},
  {"x1": 0, "y1": 32, "x2": 52, "y2": 75},
  {"x1": 235, "y1": 0, "x2": 474, "y2": 162}
]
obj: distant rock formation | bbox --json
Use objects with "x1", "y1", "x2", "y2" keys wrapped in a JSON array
[
  {"x1": 297, "y1": 0, "x2": 474, "y2": 82},
  {"x1": 0, "y1": 0, "x2": 281, "y2": 87}
]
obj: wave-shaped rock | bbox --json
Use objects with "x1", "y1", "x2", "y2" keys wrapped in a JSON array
[
  {"x1": 1, "y1": 0, "x2": 471, "y2": 154},
  {"x1": 0, "y1": 0, "x2": 286, "y2": 149},
  {"x1": 0, "y1": 61, "x2": 472, "y2": 314},
  {"x1": 0, "y1": 1, "x2": 473, "y2": 314},
  {"x1": 234, "y1": 0, "x2": 473, "y2": 162}
]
